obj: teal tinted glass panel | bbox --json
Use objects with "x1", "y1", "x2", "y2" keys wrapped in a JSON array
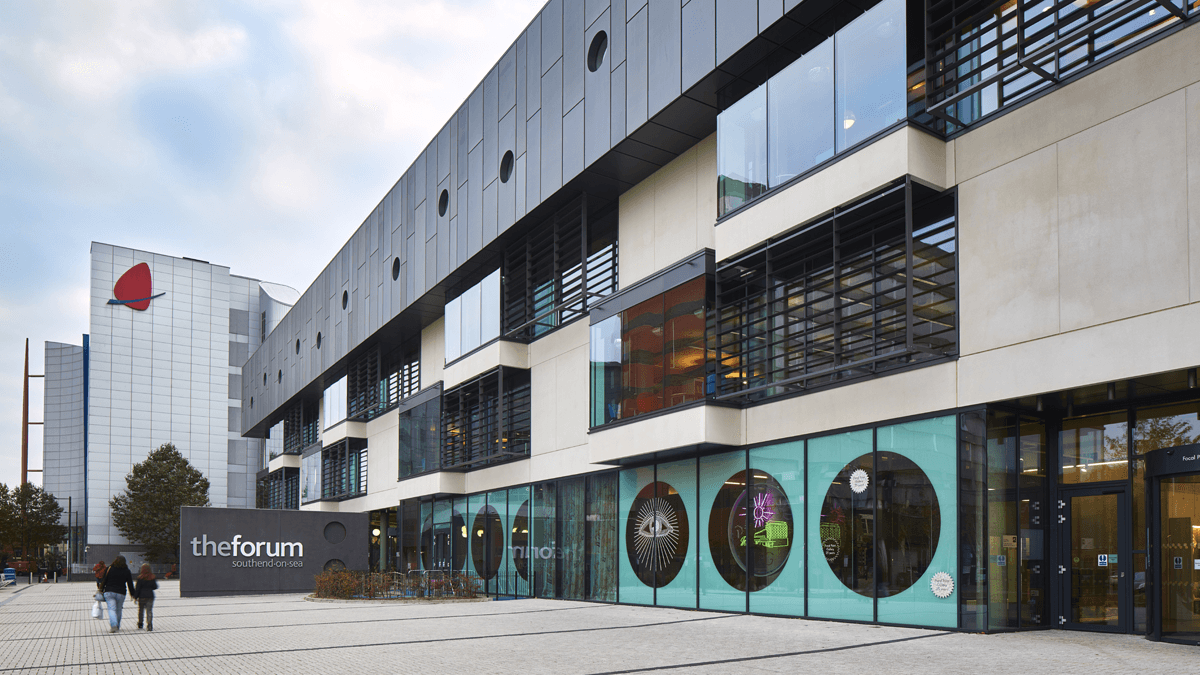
[
  {"x1": 835, "y1": 0, "x2": 906, "y2": 150},
  {"x1": 619, "y1": 467, "x2": 655, "y2": 605},
  {"x1": 875, "y1": 416, "x2": 957, "y2": 628},
  {"x1": 452, "y1": 498, "x2": 467, "y2": 572},
  {"x1": 488, "y1": 490, "x2": 510, "y2": 595},
  {"x1": 587, "y1": 472, "x2": 619, "y2": 602},
  {"x1": 749, "y1": 441, "x2": 805, "y2": 616},
  {"x1": 433, "y1": 500, "x2": 451, "y2": 525},
  {"x1": 807, "y1": 430, "x2": 874, "y2": 621},
  {"x1": 419, "y1": 501, "x2": 433, "y2": 571},
  {"x1": 560, "y1": 477, "x2": 587, "y2": 600},
  {"x1": 699, "y1": 451, "x2": 748, "y2": 611},
  {"x1": 467, "y1": 495, "x2": 482, "y2": 580},
  {"x1": 509, "y1": 486, "x2": 531, "y2": 597},
  {"x1": 655, "y1": 458, "x2": 698, "y2": 609},
  {"x1": 533, "y1": 482, "x2": 557, "y2": 598}
]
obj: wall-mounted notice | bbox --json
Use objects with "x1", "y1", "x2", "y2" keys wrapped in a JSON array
[
  {"x1": 1097, "y1": 554, "x2": 1108, "y2": 567},
  {"x1": 1194, "y1": 559, "x2": 1200, "y2": 571},
  {"x1": 1002, "y1": 535, "x2": 1017, "y2": 549},
  {"x1": 1175, "y1": 557, "x2": 1183, "y2": 570}
]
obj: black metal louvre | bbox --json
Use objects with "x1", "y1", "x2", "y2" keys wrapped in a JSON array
[
  {"x1": 503, "y1": 195, "x2": 618, "y2": 342},
  {"x1": 346, "y1": 347, "x2": 381, "y2": 419},
  {"x1": 346, "y1": 344, "x2": 420, "y2": 422},
  {"x1": 265, "y1": 467, "x2": 299, "y2": 510},
  {"x1": 714, "y1": 178, "x2": 956, "y2": 402},
  {"x1": 925, "y1": 0, "x2": 1197, "y2": 131},
  {"x1": 282, "y1": 401, "x2": 318, "y2": 455},
  {"x1": 321, "y1": 438, "x2": 368, "y2": 500},
  {"x1": 440, "y1": 366, "x2": 532, "y2": 471}
]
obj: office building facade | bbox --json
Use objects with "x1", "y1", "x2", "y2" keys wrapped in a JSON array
[
  {"x1": 44, "y1": 243, "x2": 295, "y2": 567},
  {"x1": 241, "y1": 0, "x2": 1200, "y2": 642}
]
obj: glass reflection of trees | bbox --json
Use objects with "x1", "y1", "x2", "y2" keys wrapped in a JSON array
[
  {"x1": 709, "y1": 471, "x2": 794, "y2": 591},
  {"x1": 821, "y1": 452, "x2": 940, "y2": 597}
]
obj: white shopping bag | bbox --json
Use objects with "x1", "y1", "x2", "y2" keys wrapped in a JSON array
[{"x1": 91, "y1": 601, "x2": 102, "y2": 619}]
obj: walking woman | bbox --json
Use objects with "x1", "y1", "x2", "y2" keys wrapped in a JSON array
[
  {"x1": 134, "y1": 563, "x2": 157, "y2": 631},
  {"x1": 99, "y1": 556, "x2": 136, "y2": 633}
]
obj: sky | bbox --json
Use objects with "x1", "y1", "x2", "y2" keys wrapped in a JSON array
[{"x1": 0, "y1": 0, "x2": 546, "y2": 490}]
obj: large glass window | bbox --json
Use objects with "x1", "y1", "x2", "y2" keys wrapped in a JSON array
[
  {"x1": 320, "y1": 439, "x2": 368, "y2": 500},
  {"x1": 1060, "y1": 411, "x2": 1128, "y2": 484},
  {"x1": 323, "y1": 376, "x2": 347, "y2": 429},
  {"x1": 441, "y1": 367, "x2": 531, "y2": 470},
  {"x1": 300, "y1": 450, "x2": 321, "y2": 505},
  {"x1": 586, "y1": 472, "x2": 619, "y2": 602},
  {"x1": 590, "y1": 277, "x2": 708, "y2": 427},
  {"x1": 835, "y1": 0, "x2": 906, "y2": 150},
  {"x1": 445, "y1": 269, "x2": 501, "y2": 362},
  {"x1": 768, "y1": 41, "x2": 834, "y2": 187},
  {"x1": 716, "y1": 0, "x2": 907, "y2": 217},
  {"x1": 398, "y1": 392, "x2": 441, "y2": 479},
  {"x1": 748, "y1": 441, "x2": 804, "y2": 616},
  {"x1": 699, "y1": 451, "x2": 747, "y2": 611}
]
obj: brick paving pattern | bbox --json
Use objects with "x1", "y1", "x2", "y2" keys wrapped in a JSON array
[{"x1": 0, "y1": 580, "x2": 1194, "y2": 673}]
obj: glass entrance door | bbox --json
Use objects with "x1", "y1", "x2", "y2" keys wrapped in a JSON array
[
  {"x1": 433, "y1": 525, "x2": 452, "y2": 571},
  {"x1": 1063, "y1": 491, "x2": 1128, "y2": 631},
  {"x1": 1158, "y1": 473, "x2": 1200, "y2": 642}
]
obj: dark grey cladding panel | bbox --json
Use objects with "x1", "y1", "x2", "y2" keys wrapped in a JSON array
[
  {"x1": 686, "y1": 0, "x2": 710, "y2": 89},
  {"x1": 647, "y1": 0, "x2": 681, "y2": 119},
  {"x1": 625, "y1": 5, "x2": 647, "y2": 133},
  {"x1": 414, "y1": 201, "x2": 427, "y2": 296},
  {"x1": 514, "y1": 152, "x2": 527, "y2": 218},
  {"x1": 179, "y1": 507, "x2": 368, "y2": 597},
  {"x1": 716, "y1": 0, "x2": 758, "y2": 63},
  {"x1": 610, "y1": 62, "x2": 626, "y2": 146},
  {"x1": 483, "y1": 180, "x2": 498, "y2": 242},
  {"x1": 449, "y1": 216, "x2": 459, "y2": 269},
  {"x1": 498, "y1": 44, "x2": 517, "y2": 118},
  {"x1": 425, "y1": 235, "x2": 437, "y2": 289},
  {"x1": 540, "y1": 59, "x2": 563, "y2": 196},
  {"x1": 469, "y1": 84, "x2": 484, "y2": 150},
  {"x1": 437, "y1": 122, "x2": 451, "y2": 181},
  {"x1": 541, "y1": 0, "x2": 563, "y2": 75},
  {"x1": 499, "y1": 108, "x2": 517, "y2": 230},
  {"x1": 759, "y1": 0, "x2": 783, "y2": 31},
  {"x1": 457, "y1": 188, "x2": 469, "y2": 267},
  {"x1": 526, "y1": 111, "x2": 541, "y2": 207},
  {"x1": 449, "y1": 122, "x2": 459, "y2": 221},
  {"x1": 483, "y1": 67, "x2": 499, "y2": 186},
  {"x1": 426, "y1": 141, "x2": 437, "y2": 246},
  {"x1": 468, "y1": 144, "x2": 483, "y2": 257},
  {"x1": 784, "y1": 0, "x2": 801, "y2": 9},
  {"x1": 526, "y1": 18, "x2": 541, "y2": 117},
  {"x1": 457, "y1": 107, "x2": 469, "y2": 188},
  {"x1": 585, "y1": 8, "x2": 612, "y2": 166},
  {"x1": 563, "y1": 0, "x2": 585, "y2": 111},
  {"x1": 587, "y1": 0, "x2": 609, "y2": 27},
  {"x1": 438, "y1": 177, "x2": 451, "y2": 279},
  {"x1": 611, "y1": 0, "x2": 626, "y2": 64},
  {"x1": 516, "y1": 34, "x2": 528, "y2": 153},
  {"x1": 627, "y1": 0, "x2": 646, "y2": 20},
  {"x1": 563, "y1": 100, "x2": 584, "y2": 181}
]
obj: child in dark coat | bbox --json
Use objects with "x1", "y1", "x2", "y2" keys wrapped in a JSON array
[{"x1": 135, "y1": 563, "x2": 158, "y2": 631}]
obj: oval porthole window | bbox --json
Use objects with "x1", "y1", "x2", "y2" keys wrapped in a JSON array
[
  {"x1": 707, "y1": 471, "x2": 794, "y2": 592},
  {"x1": 499, "y1": 150, "x2": 515, "y2": 183},
  {"x1": 295, "y1": 338, "x2": 300, "y2": 354},
  {"x1": 342, "y1": 290, "x2": 348, "y2": 310},
  {"x1": 250, "y1": 397, "x2": 254, "y2": 409},
  {"x1": 262, "y1": 373, "x2": 267, "y2": 386},
  {"x1": 438, "y1": 189, "x2": 449, "y2": 217},
  {"x1": 587, "y1": 31, "x2": 608, "y2": 73},
  {"x1": 391, "y1": 257, "x2": 400, "y2": 281},
  {"x1": 316, "y1": 332, "x2": 323, "y2": 349},
  {"x1": 277, "y1": 369, "x2": 282, "y2": 383},
  {"x1": 323, "y1": 521, "x2": 347, "y2": 544}
]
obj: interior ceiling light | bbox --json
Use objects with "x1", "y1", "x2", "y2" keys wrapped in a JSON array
[{"x1": 843, "y1": 112, "x2": 856, "y2": 129}]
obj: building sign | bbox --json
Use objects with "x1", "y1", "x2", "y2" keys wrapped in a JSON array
[
  {"x1": 180, "y1": 507, "x2": 367, "y2": 597},
  {"x1": 108, "y1": 262, "x2": 165, "y2": 310}
]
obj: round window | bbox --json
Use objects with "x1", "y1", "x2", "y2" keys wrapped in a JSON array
[
  {"x1": 316, "y1": 332, "x2": 322, "y2": 349},
  {"x1": 295, "y1": 338, "x2": 300, "y2": 354},
  {"x1": 707, "y1": 471, "x2": 794, "y2": 592},
  {"x1": 342, "y1": 290, "x2": 348, "y2": 310},
  {"x1": 819, "y1": 452, "x2": 941, "y2": 597},
  {"x1": 625, "y1": 481, "x2": 690, "y2": 588},
  {"x1": 470, "y1": 505, "x2": 505, "y2": 579},
  {"x1": 438, "y1": 189, "x2": 449, "y2": 217},
  {"x1": 499, "y1": 150, "x2": 515, "y2": 183},
  {"x1": 587, "y1": 31, "x2": 608, "y2": 73},
  {"x1": 391, "y1": 257, "x2": 400, "y2": 281}
]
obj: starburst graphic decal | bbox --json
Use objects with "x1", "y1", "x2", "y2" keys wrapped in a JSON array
[
  {"x1": 633, "y1": 497, "x2": 679, "y2": 572},
  {"x1": 751, "y1": 491, "x2": 776, "y2": 528}
]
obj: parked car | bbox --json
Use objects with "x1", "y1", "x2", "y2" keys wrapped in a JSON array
[{"x1": 8, "y1": 560, "x2": 39, "y2": 575}]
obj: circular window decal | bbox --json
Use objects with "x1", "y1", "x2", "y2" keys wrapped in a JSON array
[
  {"x1": 471, "y1": 505, "x2": 505, "y2": 580},
  {"x1": 708, "y1": 471, "x2": 794, "y2": 592},
  {"x1": 512, "y1": 500, "x2": 529, "y2": 580},
  {"x1": 820, "y1": 452, "x2": 941, "y2": 597},
  {"x1": 626, "y1": 481, "x2": 689, "y2": 587}
]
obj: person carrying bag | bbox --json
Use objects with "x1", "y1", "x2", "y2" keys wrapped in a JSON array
[{"x1": 99, "y1": 556, "x2": 137, "y2": 633}]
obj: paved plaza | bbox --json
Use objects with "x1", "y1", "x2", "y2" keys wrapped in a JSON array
[{"x1": 0, "y1": 580, "x2": 1195, "y2": 674}]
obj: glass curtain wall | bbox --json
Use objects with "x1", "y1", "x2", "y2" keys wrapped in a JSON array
[
  {"x1": 398, "y1": 394, "x2": 441, "y2": 479},
  {"x1": 590, "y1": 277, "x2": 708, "y2": 427},
  {"x1": 717, "y1": 0, "x2": 906, "y2": 217},
  {"x1": 445, "y1": 269, "x2": 501, "y2": 362},
  {"x1": 748, "y1": 441, "x2": 805, "y2": 615}
]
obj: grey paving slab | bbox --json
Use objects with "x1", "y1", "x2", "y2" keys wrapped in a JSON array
[{"x1": 0, "y1": 580, "x2": 1194, "y2": 674}]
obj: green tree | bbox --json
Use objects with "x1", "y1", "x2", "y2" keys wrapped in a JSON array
[
  {"x1": 110, "y1": 443, "x2": 210, "y2": 563},
  {"x1": 0, "y1": 483, "x2": 16, "y2": 562},
  {"x1": 4, "y1": 483, "x2": 67, "y2": 559}
]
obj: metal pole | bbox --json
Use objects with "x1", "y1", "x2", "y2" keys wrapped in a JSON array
[{"x1": 21, "y1": 338, "x2": 29, "y2": 485}]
